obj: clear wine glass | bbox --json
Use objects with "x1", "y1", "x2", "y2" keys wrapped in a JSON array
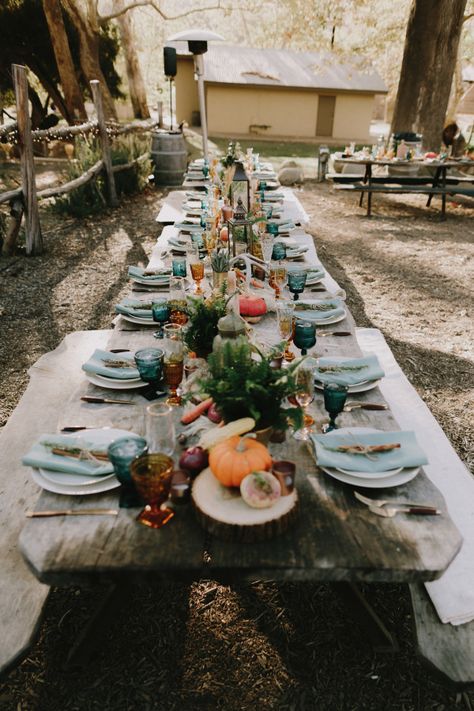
[{"x1": 293, "y1": 365, "x2": 315, "y2": 441}]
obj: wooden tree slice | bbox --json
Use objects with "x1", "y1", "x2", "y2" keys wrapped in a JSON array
[{"x1": 192, "y1": 468, "x2": 298, "y2": 542}]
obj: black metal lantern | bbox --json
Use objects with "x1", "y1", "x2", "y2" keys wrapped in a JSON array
[
  {"x1": 227, "y1": 197, "x2": 253, "y2": 257},
  {"x1": 230, "y1": 160, "x2": 249, "y2": 212}
]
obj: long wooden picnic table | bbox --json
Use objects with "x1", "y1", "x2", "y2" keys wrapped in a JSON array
[{"x1": 19, "y1": 201, "x2": 461, "y2": 588}]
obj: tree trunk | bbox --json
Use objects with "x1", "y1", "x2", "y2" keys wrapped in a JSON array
[
  {"x1": 42, "y1": 0, "x2": 87, "y2": 122},
  {"x1": 391, "y1": 0, "x2": 467, "y2": 151},
  {"x1": 117, "y1": 1, "x2": 150, "y2": 119},
  {"x1": 61, "y1": 0, "x2": 117, "y2": 120}
]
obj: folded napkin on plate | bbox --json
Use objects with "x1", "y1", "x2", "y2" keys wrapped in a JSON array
[
  {"x1": 264, "y1": 191, "x2": 284, "y2": 199},
  {"x1": 168, "y1": 236, "x2": 189, "y2": 249},
  {"x1": 82, "y1": 349, "x2": 140, "y2": 380},
  {"x1": 128, "y1": 266, "x2": 170, "y2": 282},
  {"x1": 115, "y1": 298, "x2": 154, "y2": 320},
  {"x1": 174, "y1": 222, "x2": 202, "y2": 233},
  {"x1": 315, "y1": 354, "x2": 384, "y2": 386},
  {"x1": 286, "y1": 246, "x2": 309, "y2": 257},
  {"x1": 294, "y1": 298, "x2": 345, "y2": 322},
  {"x1": 22, "y1": 434, "x2": 115, "y2": 476},
  {"x1": 311, "y1": 430, "x2": 428, "y2": 473},
  {"x1": 306, "y1": 266, "x2": 326, "y2": 281}
]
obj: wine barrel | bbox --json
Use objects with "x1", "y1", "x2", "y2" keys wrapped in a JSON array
[{"x1": 151, "y1": 131, "x2": 187, "y2": 186}]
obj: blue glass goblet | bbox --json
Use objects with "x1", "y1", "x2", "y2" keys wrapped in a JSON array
[
  {"x1": 294, "y1": 320, "x2": 316, "y2": 356},
  {"x1": 152, "y1": 302, "x2": 170, "y2": 339},
  {"x1": 172, "y1": 257, "x2": 187, "y2": 278},
  {"x1": 134, "y1": 348, "x2": 164, "y2": 391},
  {"x1": 287, "y1": 269, "x2": 308, "y2": 301},
  {"x1": 202, "y1": 161, "x2": 209, "y2": 178},
  {"x1": 323, "y1": 383, "x2": 349, "y2": 432},
  {"x1": 267, "y1": 222, "x2": 280, "y2": 238},
  {"x1": 259, "y1": 180, "x2": 267, "y2": 201},
  {"x1": 272, "y1": 241, "x2": 286, "y2": 260},
  {"x1": 108, "y1": 436, "x2": 148, "y2": 508}
]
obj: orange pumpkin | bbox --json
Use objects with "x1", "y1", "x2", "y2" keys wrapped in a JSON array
[
  {"x1": 239, "y1": 295, "x2": 267, "y2": 324},
  {"x1": 209, "y1": 435, "x2": 272, "y2": 488}
]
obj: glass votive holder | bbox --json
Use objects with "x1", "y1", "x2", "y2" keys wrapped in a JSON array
[
  {"x1": 272, "y1": 241, "x2": 286, "y2": 260},
  {"x1": 134, "y1": 348, "x2": 164, "y2": 385},
  {"x1": 271, "y1": 460, "x2": 296, "y2": 496},
  {"x1": 287, "y1": 269, "x2": 308, "y2": 301},
  {"x1": 108, "y1": 436, "x2": 148, "y2": 508},
  {"x1": 172, "y1": 257, "x2": 187, "y2": 278}
]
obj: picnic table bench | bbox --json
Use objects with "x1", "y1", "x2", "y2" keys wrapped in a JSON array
[
  {"x1": 328, "y1": 158, "x2": 474, "y2": 217},
  {"x1": 1, "y1": 187, "x2": 474, "y2": 690}
]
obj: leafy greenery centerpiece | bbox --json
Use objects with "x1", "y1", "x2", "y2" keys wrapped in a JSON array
[
  {"x1": 199, "y1": 337, "x2": 304, "y2": 433},
  {"x1": 183, "y1": 287, "x2": 229, "y2": 359}
]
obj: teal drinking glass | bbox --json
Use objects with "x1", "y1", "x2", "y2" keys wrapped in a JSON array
[
  {"x1": 294, "y1": 320, "x2": 316, "y2": 355},
  {"x1": 172, "y1": 257, "x2": 187, "y2": 278},
  {"x1": 134, "y1": 348, "x2": 164, "y2": 387},
  {"x1": 287, "y1": 270, "x2": 307, "y2": 301},
  {"x1": 272, "y1": 241, "x2": 286, "y2": 260},
  {"x1": 267, "y1": 222, "x2": 279, "y2": 238},
  {"x1": 108, "y1": 436, "x2": 148, "y2": 508},
  {"x1": 152, "y1": 302, "x2": 170, "y2": 339},
  {"x1": 323, "y1": 383, "x2": 349, "y2": 432}
]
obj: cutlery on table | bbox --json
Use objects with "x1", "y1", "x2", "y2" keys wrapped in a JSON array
[
  {"x1": 369, "y1": 504, "x2": 441, "y2": 518},
  {"x1": 355, "y1": 491, "x2": 438, "y2": 509},
  {"x1": 316, "y1": 331, "x2": 352, "y2": 337},
  {"x1": 60, "y1": 426, "x2": 110, "y2": 433},
  {"x1": 344, "y1": 402, "x2": 388, "y2": 412},
  {"x1": 81, "y1": 395, "x2": 136, "y2": 405},
  {"x1": 109, "y1": 349, "x2": 131, "y2": 354},
  {"x1": 26, "y1": 509, "x2": 119, "y2": 518}
]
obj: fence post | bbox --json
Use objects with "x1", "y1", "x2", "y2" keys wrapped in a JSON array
[
  {"x1": 90, "y1": 80, "x2": 118, "y2": 207},
  {"x1": 12, "y1": 64, "x2": 42, "y2": 255}
]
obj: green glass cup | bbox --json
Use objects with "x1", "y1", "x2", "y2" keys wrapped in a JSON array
[
  {"x1": 287, "y1": 269, "x2": 308, "y2": 301},
  {"x1": 323, "y1": 383, "x2": 349, "y2": 432},
  {"x1": 152, "y1": 302, "x2": 170, "y2": 339},
  {"x1": 294, "y1": 320, "x2": 316, "y2": 355},
  {"x1": 134, "y1": 348, "x2": 164, "y2": 387},
  {"x1": 108, "y1": 437, "x2": 148, "y2": 508},
  {"x1": 172, "y1": 257, "x2": 187, "y2": 278}
]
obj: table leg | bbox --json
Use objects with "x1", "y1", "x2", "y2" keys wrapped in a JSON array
[
  {"x1": 359, "y1": 164, "x2": 370, "y2": 208},
  {"x1": 335, "y1": 583, "x2": 399, "y2": 653},
  {"x1": 427, "y1": 166, "x2": 441, "y2": 207},
  {"x1": 64, "y1": 583, "x2": 131, "y2": 670}
]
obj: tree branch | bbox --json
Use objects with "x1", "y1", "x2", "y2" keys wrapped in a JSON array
[
  {"x1": 463, "y1": 12, "x2": 474, "y2": 21},
  {"x1": 98, "y1": 0, "x2": 227, "y2": 24}
]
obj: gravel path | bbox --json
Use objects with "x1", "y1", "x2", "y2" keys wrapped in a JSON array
[{"x1": 0, "y1": 183, "x2": 473, "y2": 710}]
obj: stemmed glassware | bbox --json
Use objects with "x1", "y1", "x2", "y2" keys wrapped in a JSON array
[
  {"x1": 293, "y1": 320, "x2": 316, "y2": 356},
  {"x1": 293, "y1": 365, "x2": 315, "y2": 441},
  {"x1": 276, "y1": 301, "x2": 295, "y2": 362},
  {"x1": 189, "y1": 250, "x2": 205, "y2": 295},
  {"x1": 130, "y1": 453, "x2": 175, "y2": 529},
  {"x1": 269, "y1": 263, "x2": 287, "y2": 300},
  {"x1": 168, "y1": 276, "x2": 188, "y2": 325},
  {"x1": 287, "y1": 269, "x2": 308, "y2": 301},
  {"x1": 323, "y1": 383, "x2": 349, "y2": 432},
  {"x1": 134, "y1": 348, "x2": 164, "y2": 393},
  {"x1": 152, "y1": 301, "x2": 170, "y2": 339},
  {"x1": 163, "y1": 323, "x2": 184, "y2": 406}
]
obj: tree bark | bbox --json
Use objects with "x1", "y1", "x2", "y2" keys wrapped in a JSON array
[
  {"x1": 42, "y1": 0, "x2": 87, "y2": 122},
  {"x1": 391, "y1": 0, "x2": 467, "y2": 151},
  {"x1": 117, "y1": 0, "x2": 150, "y2": 119},
  {"x1": 61, "y1": 0, "x2": 118, "y2": 120}
]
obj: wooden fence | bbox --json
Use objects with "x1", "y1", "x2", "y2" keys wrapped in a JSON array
[{"x1": 0, "y1": 64, "x2": 161, "y2": 256}]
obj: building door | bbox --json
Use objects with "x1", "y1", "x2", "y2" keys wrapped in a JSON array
[{"x1": 316, "y1": 95, "x2": 336, "y2": 136}]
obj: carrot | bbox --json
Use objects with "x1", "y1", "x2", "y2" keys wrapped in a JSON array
[
  {"x1": 180, "y1": 397, "x2": 213, "y2": 424},
  {"x1": 250, "y1": 278, "x2": 264, "y2": 289}
]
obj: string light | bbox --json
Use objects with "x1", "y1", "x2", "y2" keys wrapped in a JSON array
[{"x1": 0, "y1": 118, "x2": 159, "y2": 146}]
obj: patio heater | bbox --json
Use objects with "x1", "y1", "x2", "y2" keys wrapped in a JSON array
[{"x1": 167, "y1": 29, "x2": 225, "y2": 161}]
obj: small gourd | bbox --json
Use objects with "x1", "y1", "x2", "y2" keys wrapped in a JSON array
[
  {"x1": 239, "y1": 295, "x2": 267, "y2": 323},
  {"x1": 209, "y1": 434, "x2": 272, "y2": 488}
]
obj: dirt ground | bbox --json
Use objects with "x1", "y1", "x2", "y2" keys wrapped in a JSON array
[{"x1": 0, "y1": 182, "x2": 473, "y2": 711}]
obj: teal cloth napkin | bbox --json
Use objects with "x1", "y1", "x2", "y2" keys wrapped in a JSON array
[
  {"x1": 22, "y1": 434, "x2": 116, "y2": 477},
  {"x1": 82, "y1": 349, "x2": 140, "y2": 380},
  {"x1": 294, "y1": 298, "x2": 345, "y2": 322},
  {"x1": 306, "y1": 266, "x2": 326, "y2": 281},
  {"x1": 315, "y1": 355, "x2": 384, "y2": 386},
  {"x1": 128, "y1": 266, "x2": 170, "y2": 282},
  {"x1": 264, "y1": 191, "x2": 284, "y2": 199},
  {"x1": 174, "y1": 223, "x2": 202, "y2": 233},
  {"x1": 311, "y1": 430, "x2": 428, "y2": 473},
  {"x1": 115, "y1": 298, "x2": 154, "y2": 320}
]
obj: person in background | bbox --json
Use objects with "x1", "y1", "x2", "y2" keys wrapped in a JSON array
[{"x1": 442, "y1": 121, "x2": 467, "y2": 157}]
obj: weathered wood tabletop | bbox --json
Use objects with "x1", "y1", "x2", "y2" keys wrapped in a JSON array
[{"x1": 19, "y1": 196, "x2": 462, "y2": 588}]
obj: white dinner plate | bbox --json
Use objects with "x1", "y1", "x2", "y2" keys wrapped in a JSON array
[
  {"x1": 119, "y1": 314, "x2": 156, "y2": 326},
  {"x1": 40, "y1": 468, "x2": 117, "y2": 487},
  {"x1": 85, "y1": 372, "x2": 148, "y2": 390},
  {"x1": 320, "y1": 465, "x2": 420, "y2": 489},
  {"x1": 315, "y1": 378, "x2": 380, "y2": 394},
  {"x1": 87, "y1": 371, "x2": 143, "y2": 386},
  {"x1": 336, "y1": 465, "x2": 404, "y2": 480},
  {"x1": 130, "y1": 276, "x2": 170, "y2": 287},
  {"x1": 297, "y1": 310, "x2": 347, "y2": 327},
  {"x1": 33, "y1": 468, "x2": 120, "y2": 495}
]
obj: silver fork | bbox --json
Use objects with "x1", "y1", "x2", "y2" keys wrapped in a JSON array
[{"x1": 355, "y1": 491, "x2": 436, "y2": 509}]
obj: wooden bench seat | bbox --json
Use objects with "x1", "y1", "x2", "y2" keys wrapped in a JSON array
[
  {"x1": 410, "y1": 584, "x2": 474, "y2": 689},
  {"x1": 0, "y1": 329, "x2": 110, "y2": 678}
]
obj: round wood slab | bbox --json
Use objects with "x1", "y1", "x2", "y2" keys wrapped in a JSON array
[{"x1": 192, "y1": 468, "x2": 298, "y2": 542}]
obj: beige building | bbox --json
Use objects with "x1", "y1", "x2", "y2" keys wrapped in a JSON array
[{"x1": 173, "y1": 45, "x2": 387, "y2": 143}]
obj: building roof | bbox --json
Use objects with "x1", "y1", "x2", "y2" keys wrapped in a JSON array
[{"x1": 174, "y1": 44, "x2": 387, "y2": 94}]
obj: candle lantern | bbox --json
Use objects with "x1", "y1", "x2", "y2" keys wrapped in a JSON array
[
  {"x1": 227, "y1": 197, "x2": 253, "y2": 257},
  {"x1": 230, "y1": 160, "x2": 249, "y2": 212}
]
